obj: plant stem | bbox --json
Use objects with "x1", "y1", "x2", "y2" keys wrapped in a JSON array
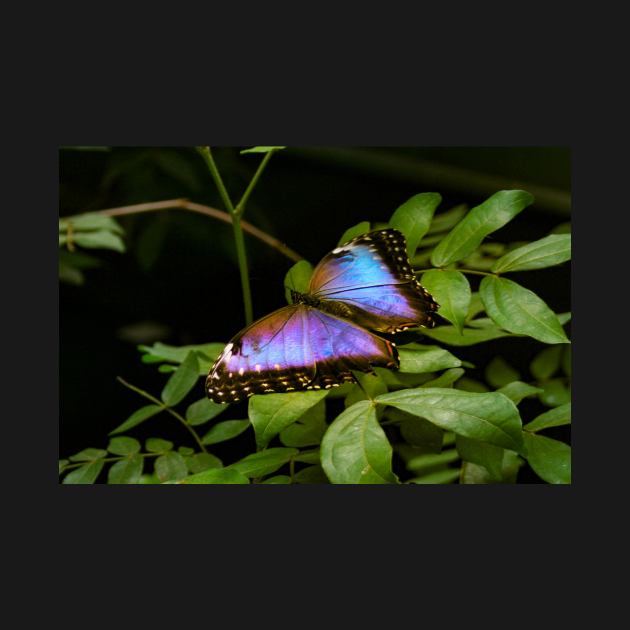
[
  {"x1": 116, "y1": 377, "x2": 208, "y2": 453},
  {"x1": 236, "y1": 151, "x2": 274, "y2": 216},
  {"x1": 197, "y1": 147, "x2": 236, "y2": 213},
  {"x1": 198, "y1": 146, "x2": 254, "y2": 325},
  {"x1": 93, "y1": 198, "x2": 303, "y2": 262},
  {"x1": 230, "y1": 218, "x2": 254, "y2": 325}
]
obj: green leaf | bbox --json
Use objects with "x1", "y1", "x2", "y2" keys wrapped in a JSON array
[
  {"x1": 178, "y1": 446, "x2": 195, "y2": 456},
  {"x1": 240, "y1": 146, "x2": 286, "y2": 154},
  {"x1": 338, "y1": 221, "x2": 371, "y2": 246},
  {"x1": 492, "y1": 235, "x2": 571, "y2": 273},
  {"x1": 420, "y1": 270, "x2": 471, "y2": 333},
  {"x1": 398, "y1": 344, "x2": 461, "y2": 373},
  {"x1": 455, "y1": 436, "x2": 504, "y2": 481},
  {"x1": 161, "y1": 351, "x2": 200, "y2": 406},
  {"x1": 69, "y1": 448, "x2": 107, "y2": 462},
  {"x1": 284, "y1": 260, "x2": 314, "y2": 303},
  {"x1": 293, "y1": 449, "x2": 321, "y2": 464},
  {"x1": 344, "y1": 372, "x2": 388, "y2": 407},
  {"x1": 109, "y1": 404, "x2": 163, "y2": 435},
  {"x1": 158, "y1": 364, "x2": 177, "y2": 373},
  {"x1": 228, "y1": 447, "x2": 298, "y2": 478},
  {"x1": 186, "y1": 452, "x2": 223, "y2": 474},
  {"x1": 465, "y1": 293, "x2": 487, "y2": 322},
  {"x1": 422, "y1": 324, "x2": 515, "y2": 346},
  {"x1": 480, "y1": 276, "x2": 569, "y2": 344},
  {"x1": 530, "y1": 346, "x2": 563, "y2": 380},
  {"x1": 389, "y1": 193, "x2": 442, "y2": 255},
  {"x1": 262, "y1": 475, "x2": 292, "y2": 484},
  {"x1": 549, "y1": 222, "x2": 571, "y2": 235},
  {"x1": 59, "y1": 459, "x2": 69, "y2": 474},
  {"x1": 186, "y1": 398, "x2": 228, "y2": 426},
  {"x1": 321, "y1": 401, "x2": 397, "y2": 484},
  {"x1": 72, "y1": 231, "x2": 126, "y2": 253},
  {"x1": 455, "y1": 377, "x2": 490, "y2": 393},
  {"x1": 409, "y1": 469, "x2": 460, "y2": 484},
  {"x1": 138, "y1": 474, "x2": 160, "y2": 484},
  {"x1": 397, "y1": 411, "x2": 444, "y2": 454},
  {"x1": 58, "y1": 260, "x2": 84, "y2": 285},
  {"x1": 107, "y1": 454, "x2": 143, "y2": 484},
  {"x1": 538, "y1": 378, "x2": 571, "y2": 408},
  {"x1": 426, "y1": 204, "x2": 468, "y2": 235},
  {"x1": 201, "y1": 419, "x2": 250, "y2": 445},
  {"x1": 279, "y1": 400, "x2": 327, "y2": 447},
  {"x1": 145, "y1": 438, "x2": 174, "y2": 453},
  {"x1": 523, "y1": 433, "x2": 571, "y2": 484},
  {"x1": 182, "y1": 468, "x2": 250, "y2": 484},
  {"x1": 155, "y1": 452, "x2": 188, "y2": 482},
  {"x1": 139, "y1": 342, "x2": 224, "y2": 369},
  {"x1": 406, "y1": 449, "x2": 460, "y2": 474},
  {"x1": 249, "y1": 391, "x2": 328, "y2": 450},
  {"x1": 62, "y1": 460, "x2": 105, "y2": 484},
  {"x1": 107, "y1": 436, "x2": 141, "y2": 456},
  {"x1": 377, "y1": 388, "x2": 524, "y2": 453},
  {"x1": 524, "y1": 403, "x2": 571, "y2": 432},
  {"x1": 420, "y1": 368, "x2": 465, "y2": 389},
  {"x1": 485, "y1": 356, "x2": 520, "y2": 389},
  {"x1": 60, "y1": 213, "x2": 124, "y2": 234},
  {"x1": 496, "y1": 381, "x2": 543, "y2": 405},
  {"x1": 501, "y1": 450, "x2": 524, "y2": 483},
  {"x1": 431, "y1": 190, "x2": 534, "y2": 267},
  {"x1": 294, "y1": 465, "x2": 329, "y2": 484}
]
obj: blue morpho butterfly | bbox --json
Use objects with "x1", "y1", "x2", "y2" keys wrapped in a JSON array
[{"x1": 206, "y1": 228, "x2": 438, "y2": 404}]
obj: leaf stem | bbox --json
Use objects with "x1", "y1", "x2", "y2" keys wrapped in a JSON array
[
  {"x1": 198, "y1": 146, "x2": 254, "y2": 325},
  {"x1": 236, "y1": 151, "x2": 275, "y2": 216},
  {"x1": 93, "y1": 198, "x2": 303, "y2": 262},
  {"x1": 196, "y1": 147, "x2": 236, "y2": 213},
  {"x1": 116, "y1": 377, "x2": 208, "y2": 453}
]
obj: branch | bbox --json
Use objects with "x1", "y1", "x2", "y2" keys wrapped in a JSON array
[{"x1": 91, "y1": 198, "x2": 303, "y2": 263}]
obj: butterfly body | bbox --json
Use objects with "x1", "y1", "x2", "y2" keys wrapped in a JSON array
[{"x1": 206, "y1": 228, "x2": 438, "y2": 404}]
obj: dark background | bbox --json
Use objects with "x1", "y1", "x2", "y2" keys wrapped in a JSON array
[{"x1": 59, "y1": 146, "x2": 571, "y2": 481}]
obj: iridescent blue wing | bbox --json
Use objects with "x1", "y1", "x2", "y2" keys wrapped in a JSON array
[
  {"x1": 309, "y1": 228, "x2": 438, "y2": 333},
  {"x1": 206, "y1": 305, "x2": 398, "y2": 403}
]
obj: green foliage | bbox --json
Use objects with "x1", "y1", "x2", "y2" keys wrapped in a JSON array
[
  {"x1": 420, "y1": 270, "x2": 471, "y2": 333},
  {"x1": 249, "y1": 391, "x2": 328, "y2": 450},
  {"x1": 430, "y1": 190, "x2": 534, "y2": 266},
  {"x1": 480, "y1": 277, "x2": 569, "y2": 344},
  {"x1": 284, "y1": 260, "x2": 314, "y2": 303},
  {"x1": 388, "y1": 192, "x2": 442, "y2": 256},
  {"x1": 321, "y1": 401, "x2": 397, "y2": 484},
  {"x1": 60, "y1": 182, "x2": 570, "y2": 485},
  {"x1": 338, "y1": 221, "x2": 371, "y2": 246}
]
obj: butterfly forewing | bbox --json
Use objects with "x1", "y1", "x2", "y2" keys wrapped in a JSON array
[
  {"x1": 206, "y1": 305, "x2": 398, "y2": 404},
  {"x1": 309, "y1": 228, "x2": 438, "y2": 332}
]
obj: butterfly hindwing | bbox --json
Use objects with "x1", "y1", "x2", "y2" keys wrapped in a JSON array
[
  {"x1": 206, "y1": 305, "x2": 398, "y2": 404},
  {"x1": 309, "y1": 228, "x2": 438, "y2": 332}
]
